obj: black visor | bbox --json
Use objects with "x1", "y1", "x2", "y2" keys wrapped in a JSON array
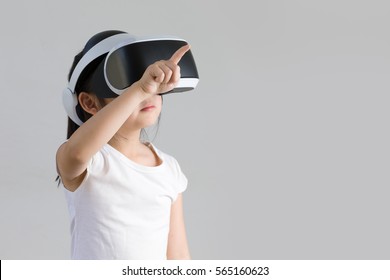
[{"x1": 89, "y1": 38, "x2": 199, "y2": 98}]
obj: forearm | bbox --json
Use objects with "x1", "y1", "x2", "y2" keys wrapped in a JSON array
[
  {"x1": 65, "y1": 82, "x2": 147, "y2": 161},
  {"x1": 167, "y1": 246, "x2": 191, "y2": 260}
]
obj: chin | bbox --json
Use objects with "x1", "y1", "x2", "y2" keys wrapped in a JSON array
[{"x1": 139, "y1": 115, "x2": 160, "y2": 129}]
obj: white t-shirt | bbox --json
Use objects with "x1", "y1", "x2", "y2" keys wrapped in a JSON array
[{"x1": 63, "y1": 143, "x2": 187, "y2": 260}]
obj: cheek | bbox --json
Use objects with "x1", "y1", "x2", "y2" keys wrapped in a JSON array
[
  {"x1": 156, "y1": 95, "x2": 163, "y2": 106},
  {"x1": 154, "y1": 96, "x2": 163, "y2": 112}
]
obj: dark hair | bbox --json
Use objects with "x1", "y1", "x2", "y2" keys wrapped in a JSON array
[
  {"x1": 57, "y1": 31, "x2": 127, "y2": 186},
  {"x1": 66, "y1": 30, "x2": 127, "y2": 139}
]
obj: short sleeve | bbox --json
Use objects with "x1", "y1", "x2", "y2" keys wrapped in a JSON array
[
  {"x1": 69, "y1": 148, "x2": 106, "y2": 192},
  {"x1": 169, "y1": 156, "x2": 188, "y2": 201},
  {"x1": 87, "y1": 148, "x2": 107, "y2": 174}
]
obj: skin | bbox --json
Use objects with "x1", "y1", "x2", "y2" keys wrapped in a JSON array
[{"x1": 56, "y1": 44, "x2": 191, "y2": 260}]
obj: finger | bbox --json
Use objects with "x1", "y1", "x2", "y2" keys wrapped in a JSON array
[
  {"x1": 164, "y1": 60, "x2": 179, "y2": 72},
  {"x1": 159, "y1": 63, "x2": 173, "y2": 84},
  {"x1": 149, "y1": 64, "x2": 165, "y2": 83},
  {"x1": 170, "y1": 44, "x2": 191, "y2": 64},
  {"x1": 170, "y1": 64, "x2": 181, "y2": 84}
]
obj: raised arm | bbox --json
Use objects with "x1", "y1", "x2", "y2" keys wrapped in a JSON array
[{"x1": 56, "y1": 45, "x2": 190, "y2": 191}]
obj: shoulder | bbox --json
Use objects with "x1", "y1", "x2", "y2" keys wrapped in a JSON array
[
  {"x1": 151, "y1": 145, "x2": 188, "y2": 196},
  {"x1": 150, "y1": 144, "x2": 181, "y2": 167},
  {"x1": 58, "y1": 144, "x2": 109, "y2": 192}
]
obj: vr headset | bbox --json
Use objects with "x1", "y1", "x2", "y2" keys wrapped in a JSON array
[{"x1": 63, "y1": 33, "x2": 199, "y2": 126}]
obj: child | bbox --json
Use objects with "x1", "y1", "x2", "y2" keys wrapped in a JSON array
[{"x1": 56, "y1": 30, "x2": 191, "y2": 260}]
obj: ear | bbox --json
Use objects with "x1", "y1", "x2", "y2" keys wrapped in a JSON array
[{"x1": 78, "y1": 92, "x2": 100, "y2": 115}]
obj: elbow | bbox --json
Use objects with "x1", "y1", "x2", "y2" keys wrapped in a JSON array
[{"x1": 62, "y1": 142, "x2": 89, "y2": 166}]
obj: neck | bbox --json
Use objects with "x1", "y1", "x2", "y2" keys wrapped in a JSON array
[
  {"x1": 109, "y1": 130, "x2": 144, "y2": 156},
  {"x1": 108, "y1": 129, "x2": 160, "y2": 167}
]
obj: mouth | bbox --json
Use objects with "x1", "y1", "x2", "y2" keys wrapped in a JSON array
[{"x1": 141, "y1": 105, "x2": 156, "y2": 112}]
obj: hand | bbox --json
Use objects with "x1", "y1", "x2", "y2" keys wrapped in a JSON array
[{"x1": 137, "y1": 44, "x2": 190, "y2": 95}]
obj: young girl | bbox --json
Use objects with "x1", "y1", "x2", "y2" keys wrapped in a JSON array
[{"x1": 56, "y1": 30, "x2": 191, "y2": 260}]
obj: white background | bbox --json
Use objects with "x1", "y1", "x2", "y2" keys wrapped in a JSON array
[{"x1": 0, "y1": 0, "x2": 389, "y2": 259}]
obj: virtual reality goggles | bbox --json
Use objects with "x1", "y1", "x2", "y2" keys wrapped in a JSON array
[{"x1": 63, "y1": 33, "x2": 199, "y2": 126}]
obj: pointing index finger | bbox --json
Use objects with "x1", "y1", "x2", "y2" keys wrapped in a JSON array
[{"x1": 170, "y1": 44, "x2": 191, "y2": 64}]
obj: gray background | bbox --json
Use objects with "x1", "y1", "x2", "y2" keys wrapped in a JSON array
[{"x1": 0, "y1": 0, "x2": 389, "y2": 259}]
